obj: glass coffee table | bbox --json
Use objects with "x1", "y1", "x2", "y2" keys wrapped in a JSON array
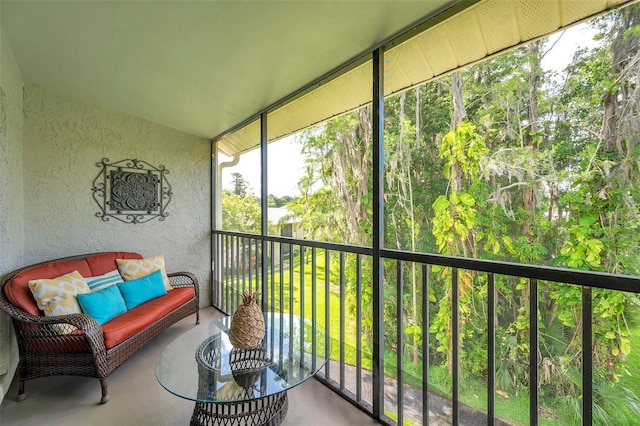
[{"x1": 156, "y1": 312, "x2": 329, "y2": 426}]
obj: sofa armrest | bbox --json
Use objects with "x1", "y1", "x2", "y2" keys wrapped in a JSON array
[
  {"x1": 0, "y1": 295, "x2": 108, "y2": 377},
  {"x1": 12, "y1": 311, "x2": 107, "y2": 362},
  {"x1": 168, "y1": 271, "x2": 199, "y2": 297},
  {"x1": 61, "y1": 313, "x2": 108, "y2": 375}
]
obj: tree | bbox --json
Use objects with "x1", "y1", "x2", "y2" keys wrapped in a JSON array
[
  {"x1": 384, "y1": 84, "x2": 451, "y2": 365},
  {"x1": 221, "y1": 190, "x2": 260, "y2": 233},
  {"x1": 268, "y1": 194, "x2": 294, "y2": 208},
  {"x1": 386, "y1": 91, "x2": 422, "y2": 363},
  {"x1": 294, "y1": 109, "x2": 373, "y2": 246},
  {"x1": 230, "y1": 172, "x2": 249, "y2": 197},
  {"x1": 288, "y1": 5, "x2": 640, "y2": 422},
  {"x1": 552, "y1": 6, "x2": 640, "y2": 391}
]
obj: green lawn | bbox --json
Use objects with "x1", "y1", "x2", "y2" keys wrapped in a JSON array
[{"x1": 267, "y1": 251, "x2": 366, "y2": 367}]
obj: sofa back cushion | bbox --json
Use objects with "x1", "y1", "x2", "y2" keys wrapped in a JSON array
[
  {"x1": 5, "y1": 259, "x2": 93, "y2": 316},
  {"x1": 4, "y1": 252, "x2": 142, "y2": 316},
  {"x1": 86, "y1": 252, "x2": 142, "y2": 276}
]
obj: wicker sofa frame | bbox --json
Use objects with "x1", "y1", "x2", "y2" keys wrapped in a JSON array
[{"x1": 0, "y1": 252, "x2": 200, "y2": 404}]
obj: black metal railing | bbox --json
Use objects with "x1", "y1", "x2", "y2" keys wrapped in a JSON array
[{"x1": 212, "y1": 229, "x2": 640, "y2": 426}]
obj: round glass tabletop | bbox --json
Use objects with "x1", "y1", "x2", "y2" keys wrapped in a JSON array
[{"x1": 155, "y1": 312, "x2": 329, "y2": 404}]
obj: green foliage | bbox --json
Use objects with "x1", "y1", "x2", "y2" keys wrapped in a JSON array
[
  {"x1": 293, "y1": 110, "x2": 373, "y2": 246},
  {"x1": 432, "y1": 191, "x2": 478, "y2": 253},
  {"x1": 288, "y1": 188, "x2": 341, "y2": 242},
  {"x1": 429, "y1": 278, "x2": 451, "y2": 356},
  {"x1": 432, "y1": 122, "x2": 487, "y2": 256},
  {"x1": 268, "y1": 194, "x2": 294, "y2": 208},
  {"x1": 563, "y1": 373, "x2": 640, "y2": 426},
  {"x1": 280, "y1": 7, "x2": 640, "y2": 424},
  {"x1": 221, "y1": 190, "x2": 260, "y2": 233},
  {"x1": 439, "y1": 122, "x2": 488, "y2": 180}
]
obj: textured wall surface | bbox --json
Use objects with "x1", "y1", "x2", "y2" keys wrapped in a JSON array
[
  {"x1": 22, "y1": 85, "x2": 211, "y2": 303},
  {"x1": 0, "y1": 17, "x2": 25, "y2": 278},
  {"x1": 0, "y1": 21, "x2": 25, "y2": 401}
]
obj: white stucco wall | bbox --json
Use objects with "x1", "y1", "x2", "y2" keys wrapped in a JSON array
[
  {"x1": 0, "y1": 20, "x2": 24, "y2": 402},
  {"x1": 21, "y1": 85, "x2": 211, "y2": 306}
]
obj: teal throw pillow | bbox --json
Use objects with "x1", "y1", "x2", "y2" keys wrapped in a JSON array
[
  {"x1": 86, "y1": 269, "x2": 124, "y2": 292},
  {"x1": 77, "y1": 285, "x2": 127, "y2": 325},
  {"x1": 116, "y1": 269, "x2": 167, "y2": 310}
]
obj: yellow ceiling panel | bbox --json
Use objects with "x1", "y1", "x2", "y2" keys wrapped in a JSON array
[
  {"x1": 420, "y1": 26, "x2": 459, "y2": 76},
  {"x1": 475, "y1": 2, "x2": 521, "y2": 53},
  {"x1": 561, "y1": 1, "x2": 609, "y2": 25},
  {"x1": 515, "y1": 0, "x2": 562, "y2": 41},
  {"x1": 446, "y1": 10, "x2": 489, "y2": 66},
  {"x1": 218, "y1": 120, "x2": 260, "y2": 157},
  {"x1": 266, "y1": 61, "x2": 372, "y2": 144}
]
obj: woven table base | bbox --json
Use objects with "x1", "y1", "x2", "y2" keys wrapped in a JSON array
[{"x1": 190, "y1": 392, "x2": 288, "y2": 426}]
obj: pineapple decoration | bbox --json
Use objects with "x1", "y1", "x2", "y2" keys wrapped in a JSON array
[{"x1": 228, "y1": 291, "x2": 265, "y2": 349}]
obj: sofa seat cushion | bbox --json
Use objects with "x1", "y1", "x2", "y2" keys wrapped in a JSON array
[
  {"x1": 102, "y1": 287, "x2": 195, "y2": 349},
  {"x1": 5, "y1": 259, "x2": 93, "y2": 316}
]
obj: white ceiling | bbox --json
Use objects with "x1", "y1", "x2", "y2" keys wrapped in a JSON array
[{"x1": 1, "y1": 0, "x2": 456, "y2": 140}]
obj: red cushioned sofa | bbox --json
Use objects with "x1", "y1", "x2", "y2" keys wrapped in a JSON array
[{"x1": 0, "y1": 252, "x2": 199, "y2": 404}]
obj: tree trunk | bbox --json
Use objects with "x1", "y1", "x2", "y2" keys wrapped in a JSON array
[
  {"x1": 329, "y1": 108, "x2": 372, "y2": 246},
  {"x1": 451, "y1": 71, "x2": 467, "y2": 127},
  {"x1": 523, "y1": 41, "x2": 542, "y2": 241},
  {"x1": 397, "y1": 91, "x2": 420, "y2": 364},
  {"x1": 601, "y1": 6, "x2": 640, "y2": 156},
  {"x1": 450, "y1": 71, "x2": 466, "y2": 195},
  {"x1": 598, "y1": 6, "x2": 640, "y2": 272}
]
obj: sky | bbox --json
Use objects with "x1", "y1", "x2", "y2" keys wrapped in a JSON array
[
  {"x1": 222, "y1": 21, "x2": 599, "y2": 198},
  {"x1": 220, "y1": 135, "x2": 304, "y2": 198},
  {"x1": 542, "y1": 23, "x2": 598, "y2": 78}
]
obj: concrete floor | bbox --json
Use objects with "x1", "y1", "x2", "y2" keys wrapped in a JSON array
[{"x1": 0, "y1": 307, "x2": 379, "y2": 426}]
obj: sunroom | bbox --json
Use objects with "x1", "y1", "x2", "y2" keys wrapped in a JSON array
[{"x1": 1, "y1": 1, "x2": 639, "y2": 425}]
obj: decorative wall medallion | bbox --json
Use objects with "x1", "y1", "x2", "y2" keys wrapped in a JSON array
[{"x1": 92, "y1": 158, "x2": 172, "y2": 224}]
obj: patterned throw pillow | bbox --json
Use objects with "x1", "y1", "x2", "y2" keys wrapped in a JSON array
[
  {"x1": 86, "y1": 269, "x2": 124, "y2": 292},
  {"x1": 116, "y1": 254, "x2": 173, "y2": 291},
  {"x1": 28, "y1": 270, "x2": 91, "y2": 334}
]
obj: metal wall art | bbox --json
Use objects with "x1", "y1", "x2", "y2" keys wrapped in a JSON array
[{"x1": 92, "y1": 158, "x2": 172, "y2": 224}]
